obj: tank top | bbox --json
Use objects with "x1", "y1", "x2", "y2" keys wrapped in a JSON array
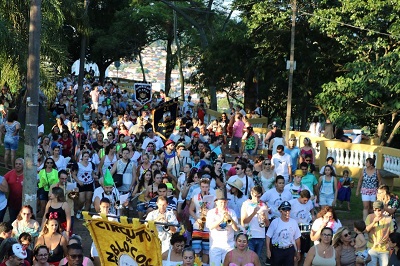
[
  {"x1": 48, "y1": 203, "x2": 67, "y2": 229},
  {"x1": 162, "y1": 247, "x2": 183, "y2": 266},
  {"x1": 301, "y1": 148, "x2": 314, "y2": 163},
  {"x1": 361, "y1": 168, "x2": 379, "y2": 195},
  {"x1": 312, "y1": 244, "x2": 336, "y2": 266},
  {"x1": 320, "y1": 176, "x2": 334, "y2": 196},
  {"x1": 43, "y1": 235, "x2": 64, "y2": 263},
  {"x1": 272, "y1": 137, "x2": 284, "y2": 155},
  {"x1": 4, "y1": 121, "x2": 19, "y2": 138},
  {"x1": 340, "y1": 246, "x2": 356, "y2": 266},
  {"x1": 78, "y1": 162, "x2": 94, "y2": 184}
]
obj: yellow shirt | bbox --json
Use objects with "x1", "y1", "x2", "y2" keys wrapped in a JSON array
[{"x1": 366, "y1": 214, "x2": 394, "y2": 252}]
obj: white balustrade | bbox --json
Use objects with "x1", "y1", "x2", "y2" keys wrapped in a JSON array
[{"x1": 344, "y1": 149, "x2": 350, "y2": 166}]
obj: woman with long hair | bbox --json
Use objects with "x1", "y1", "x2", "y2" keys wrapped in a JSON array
[
  {"x1": 300, "y1": 137, "x2": 316, "y2": 164},
  {"x1": 35, "y1": 216, "x2": 67, "y2": 266},
  {"x1": 132, "y1": 170, "x2": 153, "y2": 219},
  {"x1": 50, "y1": 146, "x2": 68, "y2": 171},
  {"x1": 72, "y1": 151, "x2": 95, "y2": 220},
  {"x1": 310, "y1": 206, "x2": 342, "y2": 244},
  {"x1": 98, "y1": 144, "x2": 117, "y2": 178},
  {"x1": 42, "y1": 187, "x2": 71, "y2": 239},
  {"x1": 58, "y1": 131, "x2": 74, "y2": 158},
  {"x1": 38, "y1": 158, "x2": 59, "y2": 217},
  {"x1": 40, "y1": 136, "x2": 53, "y2": 157},
  {"x1": 110, "y1": 147, "x2": 136, "y2": 193},
  {"x1": 243, "y1": 126, "x2": 259, "y2": 156},
  {"x1": 211, "y1": 160, "x2": 225, "y2": 190},
  {"x1": 0, "y1": 111, "x2": 20, "y2": 169},
  {"x1": 145, "y1": 170, "x2": 163, "y2": 201},
  {"x1": 317, "y1": 164, "x2": 338, "y2": 208},
  {"x1": 12, "y1": 205, "x2": 40, "y2": 239},
  {"x1": 136, "y1": 153, "x2": 152, "y2": 181},
  {"x1": 332, "y1": 227, "x2": 357, "y2": 266},
  {"x1": 257, "y1": 159, "x2": 275, "y2": 193}
]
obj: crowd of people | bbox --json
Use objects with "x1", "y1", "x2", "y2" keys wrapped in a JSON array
[{"x1": 0, "y1": 77, "x2": 399, "y2": 266}]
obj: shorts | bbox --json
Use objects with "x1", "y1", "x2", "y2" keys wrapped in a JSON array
[
  {"x1": 361, "y1": 194, "x2": 377, "y2": 202},
  {"x1": 91, "y1": 102, "x2": 99, "y2": 110},
  {"x1": 78, "y1": 182, "x2": 94, "y2": 192},
  {"x1": 319, "y1": 193, "x2": 334, "y2": 206},
  {"x1": 192, "y1": 230, "x2": 210, "y2": 254},
  {"x1": 38, "y1": 187, "x2": 49, "y2": 201},
  {"x1": 4, "y1": 135, "x2": 19, "y2": 150},
  {"x1": 136, "y1": 202, "x2": 147, "y2": 212}
]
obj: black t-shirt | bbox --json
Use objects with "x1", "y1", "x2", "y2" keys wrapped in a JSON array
[
  {"x1": 92, "y1": 141, "x2": 103, "y2": 152},
  {"x1": 55, "y1": 103, "x2": 67, "y2": 114}
]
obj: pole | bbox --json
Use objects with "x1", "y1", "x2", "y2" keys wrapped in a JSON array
[
  {"x1": 23, "y1": 0, "x2": 42, "y2": 213},
  {"x1": 76, "y1": 0, "x2": 89, "y2": 120},
  {"x1": 285, "y1": 0, "x2": 296, "y2": 141}
]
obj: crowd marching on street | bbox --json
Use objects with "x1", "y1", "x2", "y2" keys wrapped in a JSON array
[{"x1": 0, "y1": 75, "x2": 399, "y2": 266}]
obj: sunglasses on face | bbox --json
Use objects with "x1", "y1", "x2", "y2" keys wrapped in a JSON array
[
  {"x1": 343, "y1": 232, "x2": 351, "y2": 238},
  {"x1": 235, "y1": 168, "x2": 242, "y2": 170}
]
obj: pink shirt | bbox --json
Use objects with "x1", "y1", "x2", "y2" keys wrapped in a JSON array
[{"x1": 233, "y1": 120, "x2": 245, "y2": 138}]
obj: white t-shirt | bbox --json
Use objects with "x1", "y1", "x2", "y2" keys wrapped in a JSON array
[
  {"x1": 241, "y1": 200, "x2": 268, "y2": 239},
  {"x1": 284, "y1": 183, "x2": 313, "y2": 199},
  {"x1": 271, "y1": 153, "x2": 292, "y2": 181},
  {"x1": 141, "y1": 136, "x2": 164, "y2": 151},
  {"x1": 266, "y1": 217, "x2": 301, "y2": 247},
  {"x1": 260, "y1": 188, "x2": 293, "y2": 218},
  {"x1": 289, "y1": 198, "x2": 313, "y2": 224}
]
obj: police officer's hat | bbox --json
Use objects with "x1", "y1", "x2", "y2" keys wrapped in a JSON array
[{"x1": 278, "y1": 201, "x2": 291, "y2": 211}]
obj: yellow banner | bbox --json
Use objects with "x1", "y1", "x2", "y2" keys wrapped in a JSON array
[{"x1": 83, "y1": 212, "x2": 162, "y2": 266}]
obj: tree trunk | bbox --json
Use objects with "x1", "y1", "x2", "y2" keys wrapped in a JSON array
[
  {"x1": 243, "y1": 69, "x2": 257, "y2": 113},
  {"x1": 138, "y1": 51, "x2": 146, "y2": 82},
  {"x1": 386, "y1": 120, "x2": 400, "y2": 146},
  {"x1": 98, "y1": 61, "x2": 112, "y2": 84},
  {"x1": 164, "y1": 24, "x2": 174, "y2": 97},
  {"x1": 23, "y1": 0, "x2": 41, "y2": 214}
]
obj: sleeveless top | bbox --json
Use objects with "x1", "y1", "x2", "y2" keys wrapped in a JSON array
[
  {"x1": 361, "y1": 168, "x2": 379, "y2": 195},
  {"x1": 312, "y1": 244, "x2": 336, "y2": 266},
  {"x1": 43, "y1": 235, "x2": 64, "y2": 263},
  {"x1": 320, "y1": 176, "x2": 334, "y2": 196},
  {"x1": 77, "y1": 162, "x2": 94, "y2": 184},
  {"x1": 228, "y1": 250, "x2": 255, "y2": 266},
  {"x1": 162, "y1": 247, "x2": 183, "y2": 266},
  {"x1": 60, "y1": 256, "x2": 90, "y2": 266},
  {"x1": 4, "y1": 121, "x2": 19, "y2": 138},
  {"x1": 339, "y1": 246, "x2": 356, "y2": 266},
  {"x1": 301, "y1": 148, "x2": 314, "y2": 163},
  {"x1": 48, "y1": 203, "x2": 67, "y2": 229},
  {"x1": 245, "y1": 135, "x2": 256, "y2": 150},
  {"x1": 102, "y1": 154, "x2": 117, "y2": 175}
]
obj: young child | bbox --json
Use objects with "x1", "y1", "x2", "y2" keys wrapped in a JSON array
[
  {"x1": 337, "y1": 169, "x2": 352, "y2": 210},
  {"x1": 354, "y1": 220, "x2": 368, "y2": 263}
]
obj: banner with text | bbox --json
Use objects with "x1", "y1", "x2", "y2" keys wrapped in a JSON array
[
  {"x1": 134, "y1": 83, "x2": 152, "y2": 105},
  {"x1": 84, "y1": 214, "x2": 162, "y2": 266},
  {"x1": 152, "y1": 98, "x2": 178, "y2": 140}
]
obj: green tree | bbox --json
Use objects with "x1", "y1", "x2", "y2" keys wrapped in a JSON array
[{"x1": 310, "y1": 0, "x2": 400, "y2": 144}]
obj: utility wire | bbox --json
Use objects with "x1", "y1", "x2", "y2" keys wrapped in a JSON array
[{"x1": 300, "y1": 10, "x2": 400, "y2": 39}]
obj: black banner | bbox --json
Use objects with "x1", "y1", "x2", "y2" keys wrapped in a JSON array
[
  {"x1": 152, "y1": 98, "x2": 178, "y2": 140},
  {"x1": 134, "y1": 83, "x2": 152, "y2": 105}
]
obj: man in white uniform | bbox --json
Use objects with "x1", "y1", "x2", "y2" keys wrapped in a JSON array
[
  {"x1": 206, "y1": 188, "x2": 239, "y2": 266},
  {"x1": 260, "y1": 175, "x2": 292, "y2": 220},
  {"x1": 266, "y1": 201, "x2": 301, "y2": 266}
]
